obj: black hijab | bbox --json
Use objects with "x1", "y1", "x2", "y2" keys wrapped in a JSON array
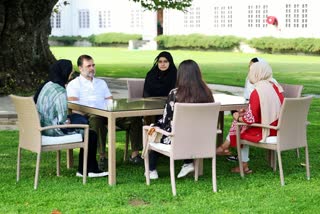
[
  {"x1": 34, "y1": 59, "x2": 73, "y2": 103},
  {"x1": 143, "y1": 51, "x2": 177, "y2": 97}
]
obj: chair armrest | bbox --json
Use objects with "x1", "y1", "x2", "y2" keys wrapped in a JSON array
[
  {"x1": 235, "y1": 122, "x2": 278, "y2": 130},
  {"x1": 153, "y1": 127, "x2": 173, "y2": 137},
  {"x1": 143, "y1": 125, "x2": 173, "y2": 137},
  {"x1": 39, "y1": 124, "x2": 89, "y2": 131}
]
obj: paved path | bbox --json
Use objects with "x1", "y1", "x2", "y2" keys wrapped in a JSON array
[{"x1": 0, "y1": 77, "x2": 244, "y2": 130}]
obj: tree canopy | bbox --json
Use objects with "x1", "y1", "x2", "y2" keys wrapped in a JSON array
[
  {"x1": 0, "y1": 0, "x2": 192, "y2": 95},
  {"x1": 130, "y1": 0, "x2": 192, "y2": 11}
]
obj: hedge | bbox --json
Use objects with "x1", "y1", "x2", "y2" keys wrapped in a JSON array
[
  {"x1": 89, "y1": 33, "x2": 142, "y2": 46},
  {"x1": 49, "y1": 36, "x2": 85, "y2": 46},
  {"x1": 248, "y1": 37, "x2": 320, "y2": 54},
  {"x1": 156, "y1": 34, "x2": 242, "y2": 50}
]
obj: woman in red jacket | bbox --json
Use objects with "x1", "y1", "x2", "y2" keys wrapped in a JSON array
[{"x1": 217, "y1": 60, "x2": 284, "y2": 173}]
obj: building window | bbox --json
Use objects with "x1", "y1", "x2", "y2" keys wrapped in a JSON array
[
  {"x1": 184, "y1": 7, "x2": 200, "y2": 28},
  {"x1": 213, "y1": 5, "x2": 232, "y2": 28},
  {"x1": 130, "y1": 9, "x2": 143, "y2": 28},
  {"x1": 285, "y1": 3, "x2": 307, "y2": 28},
  {"x1": 248, "y1": 4, "x2": 267, "y2": 28},
  {"x1": 99, "y1": 11, "x2": 106, "y2": 28},
  {"x1": 79, "y1": 10, "x2": 90, "y2": 28},
  {"x1": 227, "y1": 6, "x2": 232, "y2": 28},
  {"x1": 50, "y1": 11, "x2": 61, "y2": 29}
]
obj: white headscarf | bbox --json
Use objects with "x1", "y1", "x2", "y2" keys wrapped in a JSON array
[
  {"x1": 248, "y1": 61, "x2": 282, "y2": 141},
  {"x1": 244, "y1": 58, "x2": 282, "y2": 100}
]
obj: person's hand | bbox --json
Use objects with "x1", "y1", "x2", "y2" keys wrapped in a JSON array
[
  {"x1": 239, "y1": 108, "x2": 246, "y2": 117},
  {"x1": 65, "y1": 118, "x2": 71, "y2": 124}
]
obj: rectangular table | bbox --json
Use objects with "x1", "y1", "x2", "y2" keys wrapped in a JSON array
[{"x1": 68, "y1": 94, "x2": 247, "y2": 185}]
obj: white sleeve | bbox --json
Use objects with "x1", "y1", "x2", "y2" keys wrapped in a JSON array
[
  {"x1": 103, "y1": 81, "x2": 112, "y2": 98},
  {"x1": 243, "y1": 78, "x2": 254, "y2": 100},
  {"x1": 66, "y1": 78, "x2": 80, "y2": 98}
]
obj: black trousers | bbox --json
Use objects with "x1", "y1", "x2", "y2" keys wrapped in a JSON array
[{"x1": 78, "y1": 130, "x2": 100, "y2": 173}]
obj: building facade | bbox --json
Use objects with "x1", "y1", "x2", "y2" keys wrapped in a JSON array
[{"x1": 51, "y1": 0, "x2": 320, "y2": 39}]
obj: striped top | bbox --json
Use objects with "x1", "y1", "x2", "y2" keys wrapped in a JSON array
[{"x1": 36, "y1": 81, "x2": 68, "y2": 136}]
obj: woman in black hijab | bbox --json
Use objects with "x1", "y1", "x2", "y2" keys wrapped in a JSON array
[
  {"x1": 143, "y1": 51, "x2": 177, "y2": 97},
  {"x1": 34, "y1": 59, "x2": 107, "y2": 178}
]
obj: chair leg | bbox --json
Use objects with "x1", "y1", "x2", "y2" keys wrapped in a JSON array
[
  {"x1": 212, "y1": 157, "x2": 217, "y2": 192},
  {"x1": 236, "y1": 126, "x2": 244, "y2": 177},
  {"x1": 123, "y1": 131, "x2": 130, "y2": 161},
  {"x1": 17, "y1": 147, "x2": 21, "y2": 182},
  {"x1": 305, "y1": 146, "x2": 310, "y2": 180},
  {"x1": 34, "y1": 153, "x2": 41, "y2": 190},
  {"x1": 277, "y1": 151, "x2": 285, "y2": 186},
  {"x1": 273, "y1": 151, "x2": 277, "y2": 172},
  {"x1": 83, "y1": 146, "x2": 88, "y2": 184},
  {"x1": 170, "y1": 158, "x2": 176, "y2": 196},
  {"x1": 56, "y1": 150, "x2": 61, "y2": 176},
  {"x1": 194, "y1": 159, "x2": 199, "y2": 181},
  {"x1": 296, "y1": 148, "x2": 300, "y2": 158},
  {"x1": 145, "y1": 152, "x2": 150, "y2": 185},
  {"x1": 66, "y1": 149, "x2": 73, "y2": 169},
  {"x1": 143, "y1": 129, "x2": 150, "y2": 185}
]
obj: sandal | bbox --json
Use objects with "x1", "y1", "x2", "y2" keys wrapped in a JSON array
[
  {"x1": 231, "y1": 166, "x2": 253, "y2": 174},
  {"x1": 216, "y1": 146, "x2": 232, "y2": 156}
]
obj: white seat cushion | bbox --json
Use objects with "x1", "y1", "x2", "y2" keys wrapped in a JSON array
[
  {"x1": 259, "y1": 136, "x2": 278, "y2": 144},
  {"x1": 42, "y1": 133, "x2": 83, "y2": 146},
  {"x1": 150, "y1": 142, "x2": 171, "y2": 153}
]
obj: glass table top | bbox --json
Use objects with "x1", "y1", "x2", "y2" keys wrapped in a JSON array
[{"x1": 69, "y1": 94, "x2": 247, "y2": 112}]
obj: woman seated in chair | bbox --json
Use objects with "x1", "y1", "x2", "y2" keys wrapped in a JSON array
[
  {"x1": 217, "y1": 60, "x2": 284, "y2": 173},
  {"x1": 146, "y1": 59, "x2": 214, "y2": 179},
  {"x1": 34, "y1": 59, "x2": 108, "y2": 178},
  {"x1": 223, "y1": 57, "x2": 280, "y2": 162},
  {"x1": 143, "y1": 51, "x2": 177, "y2": 98}
]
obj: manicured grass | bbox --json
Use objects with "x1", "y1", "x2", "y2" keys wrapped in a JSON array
[
  {"x1": 51, "y1": 47, "x2": 320, "y2": 94},
  {"x1": 1, "y1": 47, "x2": 319, "y2": 212}
]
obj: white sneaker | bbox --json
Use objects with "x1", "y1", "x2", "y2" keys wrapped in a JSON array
[
  {"x1": 145, "y1": 170, "x2": 159, "y2": 179},
  {"x1": 76, "y1": 171, "x2": 108, "y2": 178},
  {"x1": 88, "y1": 171, "x2": 108, "y2": 178},
  {"x1": 76, "y1": 172, "x2": 83, "y2": 177},
  {"x1": 177, "y1": 163, "x2": 194, "y2": 178}
]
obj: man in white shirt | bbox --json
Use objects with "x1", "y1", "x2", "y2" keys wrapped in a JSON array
[{"x1": 67, "y1": 55, "x2": 143, "y2": 170}]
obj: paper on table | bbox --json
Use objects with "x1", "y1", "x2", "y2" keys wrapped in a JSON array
[{"x1": 213, "y1": 94, "x2": 246, "y2": 105}]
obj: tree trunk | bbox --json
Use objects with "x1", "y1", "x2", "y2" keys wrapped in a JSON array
[{"x1": 0, "y1": 0, "x2": 57, "y2": 95}]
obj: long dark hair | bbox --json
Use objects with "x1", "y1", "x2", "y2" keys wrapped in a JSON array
[
  {"x1": 176, "y1": 60, "x2": 214, "y2": 103},
  {"x1": 34, "y1": 59, "x2": 73, "y2": 103}
]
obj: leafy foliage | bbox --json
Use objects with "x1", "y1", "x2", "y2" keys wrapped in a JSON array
[
  {"x1": 129, "y1": 0, "x2": 192, "y2": 11},
  {"x1": 89, "y1": 33, "x2": 142, "y2": 46},
  {"x1": 249, "y1": 37, "x2": 320, "y2": 54},
  {"x1": 156, "y1": 34, "x2": 242, "y2": 50}
]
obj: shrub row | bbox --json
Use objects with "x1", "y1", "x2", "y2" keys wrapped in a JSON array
[
  {"x1": 88, "y1": 33, "x2": 142, "y2": 46},
  {"x1": 49, "y1": 33, "x2": 320, "y2": 55},
  {"x1": 49, "y1": 36, "x2": 85, "y2": 46},
  {"x1": 248, "y1": 37, "x2": 320, "y2": 54},
  {"x1": 156, "y1": 34, "x2": 242, "y2": 50},
  {"x1": 49, "y1": 33, "x2": 142, "y2": 46}
]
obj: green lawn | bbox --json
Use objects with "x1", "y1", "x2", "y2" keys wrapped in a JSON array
[
  {"x1": 52, "y1": 47, "x2": 320, "y2": 95},
  {"x1": 1, "y1": 48, "x2": 319, "y2": 213}
]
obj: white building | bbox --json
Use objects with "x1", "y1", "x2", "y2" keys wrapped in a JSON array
[{"x1": 51, "y1": 0, "x2": 320, "y2": 39}]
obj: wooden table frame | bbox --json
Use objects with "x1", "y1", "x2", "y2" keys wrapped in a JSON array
[{"x1": 68, "y1": 100, "x2": 247, "y2": 185}]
